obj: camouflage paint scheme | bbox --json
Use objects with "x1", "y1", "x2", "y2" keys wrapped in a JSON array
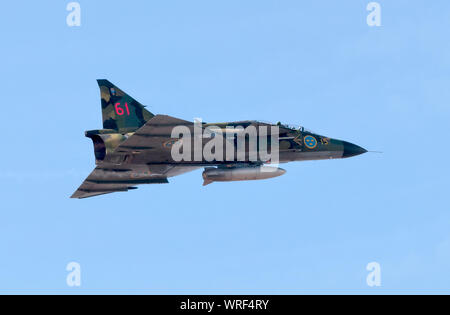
[
  {"x1": 98, "y1": 79, "x2": 154, "y2": 133},
  {"x1": 71, "y1": 80, "x2": 366, "y2": 198}
]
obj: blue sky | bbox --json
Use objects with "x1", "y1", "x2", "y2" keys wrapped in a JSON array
[{"x1": 0, "y1": 0, "x2": 449, "y2": 293}]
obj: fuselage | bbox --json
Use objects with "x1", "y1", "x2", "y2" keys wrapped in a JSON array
[{"x1": 86, "y1": 120, "x2": 366, "y2": 167}]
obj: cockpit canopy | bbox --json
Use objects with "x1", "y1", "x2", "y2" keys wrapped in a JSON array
[{"x1": 276, "y1": 122, "x2": 313, "y2": 133}]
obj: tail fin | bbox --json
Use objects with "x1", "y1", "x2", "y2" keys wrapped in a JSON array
[{"x1": 97, "y1": 79, "x2": 154, "y2": 133}]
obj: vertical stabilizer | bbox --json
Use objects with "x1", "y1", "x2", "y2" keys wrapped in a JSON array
[{"x1": 97, "y1": 79, "x2": 154, "y2": 133}]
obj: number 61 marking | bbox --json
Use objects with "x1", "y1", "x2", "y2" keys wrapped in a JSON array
[{"x1": 115, "y1": 102, "x2": 130, "y2": 116}]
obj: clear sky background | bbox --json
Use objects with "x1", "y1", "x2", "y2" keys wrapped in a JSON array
[{"x1": 0, "y1": 1, "x2": 449, "y2": 293}]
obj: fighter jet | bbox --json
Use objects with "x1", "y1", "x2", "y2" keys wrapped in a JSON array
[{"x1": 71, "y1": 80, "x2": 367, "y2": 198}]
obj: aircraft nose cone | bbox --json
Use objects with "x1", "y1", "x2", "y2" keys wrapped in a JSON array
[{"x1": 342, "y1": 141, "x2": 367, "y2": 158}]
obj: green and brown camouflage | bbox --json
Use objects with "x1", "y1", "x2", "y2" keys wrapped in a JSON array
[
  {"x1": 71, "y1": 80, "x2": 366, "y2": 198},
  {"x1": 97, "y1": 79, "x2": 154, "y2": 133}
]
